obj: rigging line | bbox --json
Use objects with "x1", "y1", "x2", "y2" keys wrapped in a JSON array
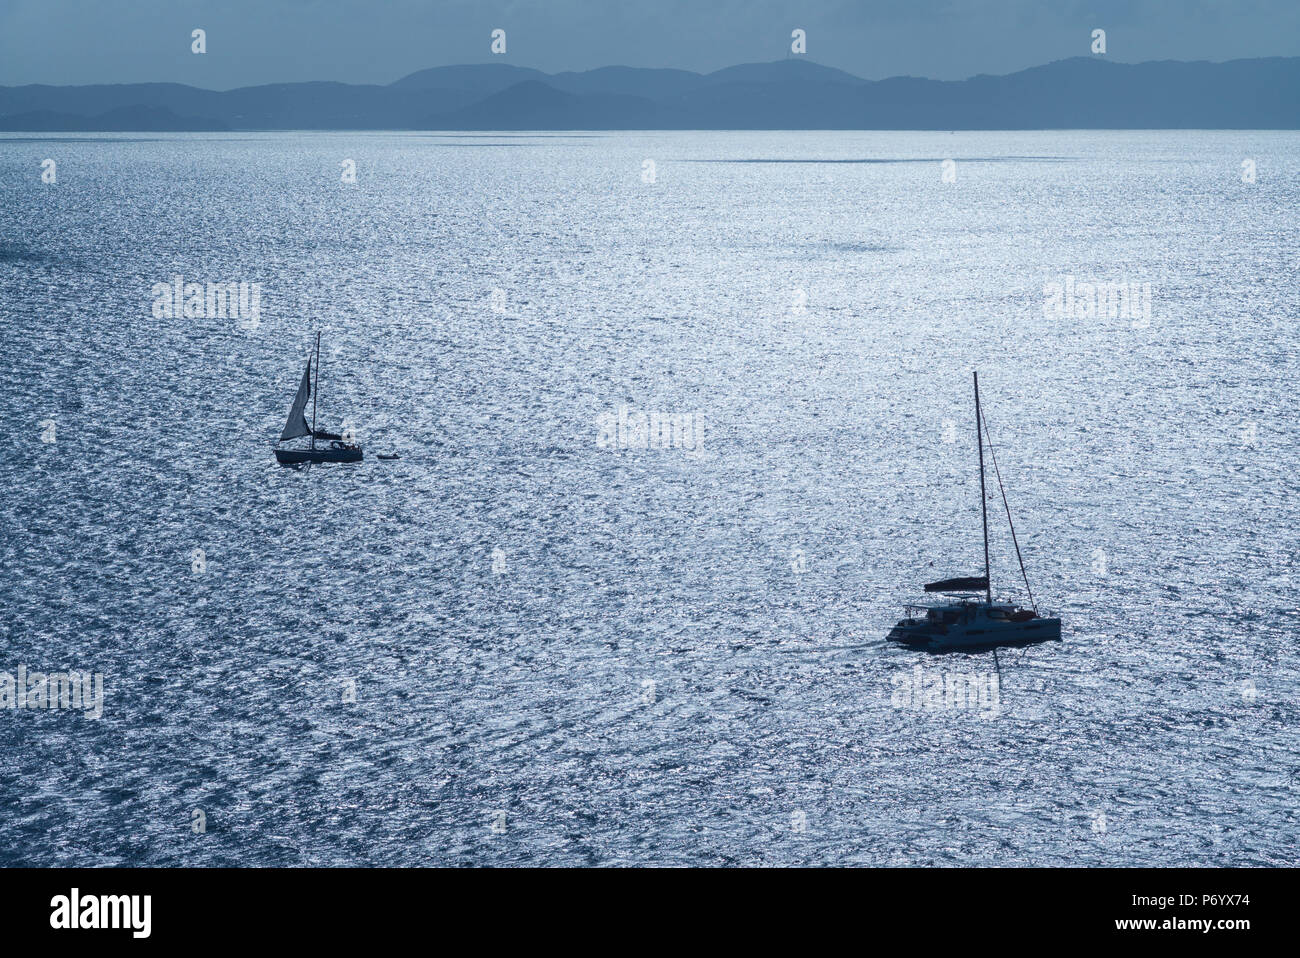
[{"x1": 979, "y1": 404, "x2": 1037, "y2": 614}]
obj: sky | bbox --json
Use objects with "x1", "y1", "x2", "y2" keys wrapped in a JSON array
[{"x1": 1, "y1": 0, "x2": 1297, "y2": 88}]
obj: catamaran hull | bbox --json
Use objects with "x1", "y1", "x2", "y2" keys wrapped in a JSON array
[
  {"x1": 275, "y1": 447, "x2": 362, "y2": 466},
  {"x1": 888, "y1": 617, "x2": 1061, "y2": 651}
]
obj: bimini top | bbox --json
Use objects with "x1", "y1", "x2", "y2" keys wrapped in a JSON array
[{"x1": 924, "y1": 575, "x2": 989, "y2": 593}]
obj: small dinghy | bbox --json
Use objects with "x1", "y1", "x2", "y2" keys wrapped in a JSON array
[
  {"x1": 274, "y1": 332, "x2": 363, "y2": 467},
  {"x1": 887, "y1": 372, "x2": 1061, "y2": 652}
]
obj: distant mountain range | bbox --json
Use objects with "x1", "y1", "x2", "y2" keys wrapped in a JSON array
[{"x1": 1, "y1": 57, "x2": 1296, "y2": 130}]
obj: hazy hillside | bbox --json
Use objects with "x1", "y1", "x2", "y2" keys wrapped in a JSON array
[{"x1": 1, "y1": 57, "x2": 1296, "y2": 130}]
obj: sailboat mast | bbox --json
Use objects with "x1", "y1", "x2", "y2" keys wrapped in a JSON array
[
  {"x1": 310, "y1": 331, "x2": 320, "y2": 451},
  {"x1": 973, "y1": 371, "x2": 992, "y2": 604}
]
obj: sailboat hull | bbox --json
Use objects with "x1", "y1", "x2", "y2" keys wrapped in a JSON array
[
  {"x1": 275, "y1": 447, "x2": 362, "y2": 466},
  {"x1": 888, "y1": 616, "x2": 1061, "y2": 652}
]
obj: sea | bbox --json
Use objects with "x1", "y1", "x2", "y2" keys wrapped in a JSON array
[{"x1": 0, "y1": 130, "x2": 1297, "y2": 865}]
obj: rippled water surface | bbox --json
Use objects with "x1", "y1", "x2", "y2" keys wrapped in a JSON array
[{"x1": 1, "y1": 131, "x2": 1297, "y2": 865}]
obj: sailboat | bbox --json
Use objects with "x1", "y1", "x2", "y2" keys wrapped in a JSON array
[
  {"x1": 273, "y1": 332, "x2": 363, "y2": 467},
  {"x1": 887, "y1": 372, "x2": 1061, "y2": 651}
]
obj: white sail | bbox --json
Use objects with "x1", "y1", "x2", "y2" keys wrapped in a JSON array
[{"x1": 280, "y1": 359, "x2": 312, "y2": 441}]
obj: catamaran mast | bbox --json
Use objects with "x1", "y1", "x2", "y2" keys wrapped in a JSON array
[
  {"x1": 310, "y1": 331, "x2": 320, "y2": 451},
  {"x1": 973, "y1": 371, "x2": 992, "y2": 604}
]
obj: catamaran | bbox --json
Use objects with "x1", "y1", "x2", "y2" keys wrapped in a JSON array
[
  {"x1": 274, "y1": 332, "x2": 362, "y2": 467},
  {"x1": 887, "y1": 372, "x2": 1061, "y2": 651}
]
